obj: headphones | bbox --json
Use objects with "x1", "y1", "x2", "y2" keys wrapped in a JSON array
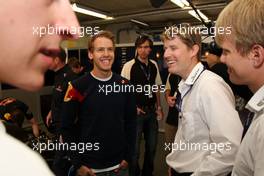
[{"x1": 207, "y1": 41, "x2": 223, "y2": 57}]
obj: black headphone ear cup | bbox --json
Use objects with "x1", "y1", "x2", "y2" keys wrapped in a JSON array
[
  {"x1": 208, "y1": 41, "x2": 223, "y2": 57},
  {"x1": 209, "y1": 41, "x2": 217, "y2": 51}
]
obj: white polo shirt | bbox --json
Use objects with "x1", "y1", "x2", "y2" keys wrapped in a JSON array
[
  {"x1": 232, "y1": 85, "x2": 264, "y2": 176},
  {"x1": 166, "y1": 62, "x2": 243, "y2": 176},
  {"x1": 0, "y1": 122, "x2": 54, "y2": 175}
]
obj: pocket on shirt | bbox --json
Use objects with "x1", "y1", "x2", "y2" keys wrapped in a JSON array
[{"x1": 181, "y1": 112, "x2": 195, "y2": 141}]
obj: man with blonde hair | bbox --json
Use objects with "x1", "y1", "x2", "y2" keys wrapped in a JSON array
[
  {"x1": 163, "y1": 24, "x2": 243, "y2": 176},
  {"x1": 215, "y1": 0, "x2": 264, "y2": 175}
]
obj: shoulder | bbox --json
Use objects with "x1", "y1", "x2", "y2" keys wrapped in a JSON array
[
  {"x1": 199, "y1": 70, "x2": 228, "y2": 88},
  {"x1": 197, "y1": 70, "x2": 233, "y2": 97},
  {"x1": 112, "y1": 73, "x2": 130, "y2": 85},
  {"x1": 123, "y1": 59, "x2": 135, "y2": 68},
  {"x1": 0, "y1": 129, "x2": 53, "y2": 175},
  {"x1": 72, "y1": 73, "x2": 91, "y2": 88},
  {"x1": 149, "y1": 59, "x2": 158, "y2": 67}
]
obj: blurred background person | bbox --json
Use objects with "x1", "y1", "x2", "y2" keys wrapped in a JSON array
[
  {"x1": 46, "y1": 48, "x2": 78, "y2": 176},
  {"x1": 68, "y1": 57, "x2": 85, "y2": 75},
  {"x1": 164, "y1": 74, "x2": 181, "y2": 146},
  {"x1": 0, "y1": 97, "x2": 40, "y2": 141}
]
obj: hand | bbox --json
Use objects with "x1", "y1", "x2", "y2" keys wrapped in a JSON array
[
  {"x1": 137, "y1": 107, "x2": 146, "y2": 115},
  {"x1": 76, "y1": 165, "x2": 96, "y2": 176},
  {"x1": 114, "y1": 160, "x2": 128, "y2": 173},
  {"x1": 166, "y1": 96, "x2": 176, "y2": 107},
  {"x1": 46, "y1": 114, "x2": 52, "y2": 127},
  {"x1": 59, "y1": 135, "x2": 63, "y2": 143},
  {"x1": 156, "y1": 107, "x2": 164, "y2": 120}
]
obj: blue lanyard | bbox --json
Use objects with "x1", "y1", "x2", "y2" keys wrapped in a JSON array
[
  {"x1": 139, "y1": 64, "x2": 151, "y2": 81},
  {"x1": 175, "y1": 86, "x2": 193, "y2": 114},
  {"x1": 176, "y1": 67, "x2": 205, "y2": 117}
]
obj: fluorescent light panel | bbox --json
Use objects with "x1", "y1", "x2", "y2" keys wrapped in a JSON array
[
  {"x1": 188, "y1": 10, "x2": 209, "y2": 22},
  {"x1": 170, "y1": 0, "x2": 209, "y2": 22},
  {"x1": 72, "y1": 3, "x2": 113, "y2": 20},
  {"x1": 130, "y1": 19, "x2": 149, "y2": 27},
  {"x1": 170, "y1": 0, "x2": 190, "y2": 8}
]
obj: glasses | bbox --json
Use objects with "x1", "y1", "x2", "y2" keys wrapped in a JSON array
[{"x1": 93, "y1": 47, "x2": 114, "y2": 53}]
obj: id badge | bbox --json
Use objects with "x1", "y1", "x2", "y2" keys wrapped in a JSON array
[{"x1": 148, "y1": 91, "x2": 153, "y2": 98}]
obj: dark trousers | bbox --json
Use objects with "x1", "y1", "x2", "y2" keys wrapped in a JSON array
[
  {"x1": 52, "y1": 135, "x2": 71, "y2": 176},
  {"x1": 129, "y1": 112, "x2": 158, "y2": 176}
]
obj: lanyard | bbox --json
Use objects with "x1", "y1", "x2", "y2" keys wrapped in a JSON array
[
  {"x1": 175, "y1": 86, "x2": 192, "y2": 115},
  {"x1": 241, "y1": 110, "x2": 254, "y2": 140},
  {"x1": 176, "y1": 67, "x2": 205, "y2": 117},
  {"x1": 139, "y1": 64, "x2": 151, "y2": 81}
]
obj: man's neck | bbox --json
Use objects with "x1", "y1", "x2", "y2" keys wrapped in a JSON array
[
  {"x1": 248, "y1": 78, "x2": 264, "y2": 93},
  {"x1": 91, "y1": 69, "x2": 112, "y2": 80},
  {"x1": 182, "y1": 61, "x2": 200, "y2": 81},
  {"x1": 138, "y1": 56, "x2": 148, "y2": 65}
]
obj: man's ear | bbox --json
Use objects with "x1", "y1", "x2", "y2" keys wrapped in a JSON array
[
  {"x1": 250, "y1": 44, "x2": 264, "y2": 68},
  {"x1": 191, "y1": 44, "x2": 200, "y2": 58},
  {"x1": 88, "y1": 51, "x2": 93, "y2": 61}
]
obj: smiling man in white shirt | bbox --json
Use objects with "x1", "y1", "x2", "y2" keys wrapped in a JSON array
[
  {"x1": 215, "y1": 0, "x2": 264, "y2": 175},
  {"x1": 162, "y1": 24, "x2": 243, "y2": 176}
]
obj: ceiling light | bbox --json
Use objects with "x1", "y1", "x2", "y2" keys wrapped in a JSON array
[
  {"x1": 72, "y1": 3, "x2": 113, "y2": 20},
  {"x1": 130, "y1": 19, "x2": 149, "y2": 27},
  {"x1": 188, "y1": 10, "x2": 209, "y2": 22},
  {"x1": 170, "y1": 0, "x2": 190, "y2": 8}
]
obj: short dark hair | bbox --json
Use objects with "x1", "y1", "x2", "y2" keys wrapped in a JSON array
[
  {"x1": 135, "y1": 35, "x2": 153, "y2": 48},
  {"x1": 68, "y1": 57, "x2": 81, "y2": 69},
  {"x1": 88, "y1": 31, "x2": 115, "y2": 52},
  {"x1": 58, "y1": 48, "x2": 66, "y2": 63}
]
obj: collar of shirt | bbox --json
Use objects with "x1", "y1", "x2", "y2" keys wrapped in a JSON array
[
  {"x1": 90, "y1": 72, "x2": 113, "y2": 82},
  {"x1": 136, "y1": 57, "x2": 149, "y2": 66},
  {"x1": 246, "y1": 84, "x2": 264, "y2": 115},
  {"x1": 178, "y1": 62, "x2": 204, "y2": 97}
]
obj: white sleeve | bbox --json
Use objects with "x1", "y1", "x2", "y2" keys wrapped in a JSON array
[
  {"x1": 165, "y1": 74, "x2": 171, "y2": 90},
  {"x1": 151, "y1": 60, "x2": 162, "y2": 85},
  {"x1": 121, "y1": 62, "x2": 130, "y2": 80},
  {"x1": 193, "y1": 78, "x2": 243, "y2": 176},
  {"x1": 0, "y1": 123, "x2": 54, "y2": 175}
]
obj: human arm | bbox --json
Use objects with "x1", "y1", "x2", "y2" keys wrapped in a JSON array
[
  {"x1": 123, "y1": 89, "x2": 137, "y2": 165},
  {"x1": 28, "y1": 117, "x2": 40, "y2": 137},
  {"x1": 45, "y1": 110, "x2": 52, "y2": 127},
  {"x1": 165, "y1": 75, "x2": 176, "y2": 107},
  {"x1": 154, "y1": 61, "x2": 164, "y2": 120}
]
